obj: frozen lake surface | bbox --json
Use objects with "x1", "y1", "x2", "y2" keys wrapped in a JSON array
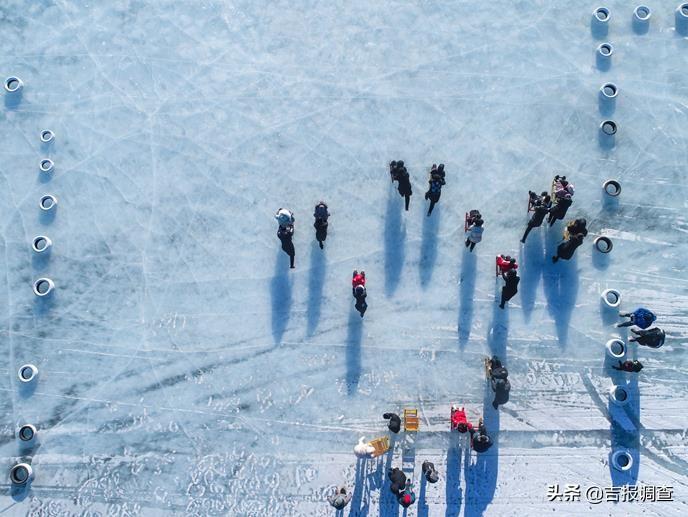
[{"x1": 1, "y1": 0, "x2": 688, "y2": 515}]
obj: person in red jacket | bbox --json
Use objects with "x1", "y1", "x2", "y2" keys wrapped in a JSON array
[
  {"x1": 352, "y1": 270, "x2": 367, "y2": 317},
  {"x1": 450, "y1": 406, "x2": 474, "y2": 434},
  {"x1": 496, "y1": 255, "x2": 518, "y2": 275}
]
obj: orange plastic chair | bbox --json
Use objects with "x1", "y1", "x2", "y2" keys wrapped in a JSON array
[
  {"x1": 368, "y1": 436, "x2": 390, "y2": 458},
  {"x1": 403, "y1": 409, "x2": 419, "y2": 432}
]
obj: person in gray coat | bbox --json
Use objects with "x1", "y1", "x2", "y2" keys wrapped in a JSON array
[{"x1": 327, "y1": 486, "x2": 352, "y2": 510}]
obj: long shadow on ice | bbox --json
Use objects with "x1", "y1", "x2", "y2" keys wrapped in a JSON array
[
  {"x1": 458, "y1": 247, "x2": 477, "y2": 347},
  {"x1": 349, "y1": 458, "x2": 370, "y2": 517},
  {"x1": 520, "y1": 229, "x2": 544, "y2": 322},
  {"x1": 377, "y1": 436, "x2": 399, "y2": 517},
  {"x1": 417, "y1": 474, "x2": 429, "y2": 517},
  {"x1": 306, "y1": 241, "x2": 326, "y2": 336},
  {"x1": 464, "y1": 380, "x2": 499, "y2": 517},
  {"x1": 487, "y1": 289, "x2": 509, "y2": 359},
  {"x1": 542, "y1": 234, "x2": 579, "y2": 347},
  {"x1": 384, "y1": 185, "x2": 405, "y2": 297},
  {"x1": 444, "y1": 437, "x2": 463, "y2": 517},
  {"x1": 419, "y1": 205, "x2": 440, "y2": 288},
  {"x1": 346, "y1": 308, "x2": 363, "y2": 396},
  {"x1": 270, "y1": 250, "x2": 292, "y2": 344}
]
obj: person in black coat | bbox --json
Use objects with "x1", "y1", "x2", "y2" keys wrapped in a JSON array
[
  {"x1": 499, "y1": 269, "x2": 520, "y2": 309},
  {"x1": 547, "y1": 194, "x2": 572, "y2": 226},
  {"x1": 396, "y1": 168, "x2": 412, "y2": 211},
  {"x1": 629, "y1": 327, "x2": 665, "y2": 348},
  {"x1": 471, "y1": 418, "x2": 493, "y2": 453},
  {"x1": 521, "y1": 193, "x2": 551, "y2": 243},
  {"x1": 390, "y1": 160, "x2": 403, "y2": 183},
  {"x1": 612, "y1": 360, "x2": 644, "y2": 372},
  {"x1": 313, "y1": 202, "x2": 329, "y2": 249},
  {"x1": 388, "y1": 468, "x2": 406, "y2": 496},
  {"x1": 353, "y1": 285, "x2": 367, "y2": 317},
  {"x1": 383, "y1": 412, "x2": 401, "y2": 433},
  {"x1": 277, "y1": 224, "x2": 295, "y2": 268},
  {"x1": 488, "y1": 356, "x2": 510, "y2": 410},
  {"x1": 422, "y1": 461, "x2": 439, "y2": 483},
  {"x1": 552, "y1": 233, "x2": 585, "y2": 263},
  {"x1": 424, "y1": 164, "x2": 445, "y2": 216}
]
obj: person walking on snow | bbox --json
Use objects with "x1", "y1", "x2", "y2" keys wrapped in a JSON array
[
  {"x1": 547, "y1": 194, "x2": 573, "y2": 226},
  {"x1": 390, "y1": 160, "x2": 404, "y2": 183},
  {"x1": 327, "y1": 486, "x2": 352, "y2": 510},
  {"x1": 424, "y1": 163, "x2": 445, "y2": 216},
  {"x1": 552, "y1": 233, "x2": 585, "y2": 263},
  {"x1": 499, "y1": 269, "x2": 520, "y2": 309},
  {"x1": 352, "y1": 270, "x2": 367, "y2": 317},
  {"x1": 388, "y1": 468, "x2": 407, "y2": 497},
  {"x1": 629, "y1": 327, "x2": 665, "y2": 348},
  {"x1": 383, "y1": 412, "x2": 401, "y2": 433},
  {"x1": 277, "y1": 224, "x2": 295, "y2": 269},
  {"x1": 422, "y1": 461, "x2": 439, "y2": 483},
  {"x1": 313, "y1": 202, "x2": 329, "y2": 249},
  {"x1": 488, "y1": 356, "x2": 510, "y2": 410},
  {"x1": 612, "y1": 360, "x2": 644, "y2": 373},
  {"x1": 617, "y1": 307, "x2": 656, "y2": 329},
  {"x1": 396, "y1": 166, "x2": 413, "y2": 211},
  {"x1": 564, "y1": 217, "x2": 587, "y2": 240},
  {"x1": 466, "y1": 216, "x2": 484, "y2": 252},
  {"x1": 521, "y1": 193, "x2": 550, "y2": 243}
]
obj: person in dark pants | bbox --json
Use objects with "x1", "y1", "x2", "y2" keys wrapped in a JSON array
[
  {"x1": 352, "y1": 270, "x2": 367, "y2": 317},
  {"x1": 424, "y1": 164, "x2": 445, "y2": 216},
  {"x1": 388, "y1": 468, "x2": 407, "y2": 496},
  {"x1": 313, "y1": 202, "x2": 329, "y2": 249},
  {"x1": 422, "y1": 461, "x2": 439, "y2": 483},
  {"x1": 470, "y1": 418, "x2": 493, "y2": 453},
  {"x1": 521, "y1": 194, "x2": 550, "y2": 243},
  {"x1": 499, "y1": 269, "x2": 520, "y2": 309},
  {"x1": 564, "y1": 218, "x2": 588, "y2": 240},
  {"x1": 547, "y1": 194, "x2": 573, "y2": 226},
  {"x1": 277, "y1": 224, "x2": 295, "y2": 268},
  {"x1": 327, "y1": 485, "x2": 352, "y2": 510},
  {"x1": 390, "y1": 160, "x2": 403, "y2": 183},
  {"x1": 488, "y1": 356, "x2": 510, "y2": 410},
  {"x1": 383, "y1": 412, "x2": 401, "y2": 433},
  {"x1": 617, "y1": 308, "x2": 657, "y2": 329},
  {"x1": 552, "y1": 233, "x2": 585, "y2": 263},
  {"x1": 465, "y1": 217, "x2": 484, "y2": 252},
  {"x1": 629, "y1": 327, "x2": 664, "y2": 348},
  {"x1": 398, "y1": 481, "x2": 416, "y2": 508},
  {"x1": 397, "y1": 167, "x2": 412, "y2": 211},
  {"x1": 612, "y1": 360, "x2": 644, "y2": 372}
]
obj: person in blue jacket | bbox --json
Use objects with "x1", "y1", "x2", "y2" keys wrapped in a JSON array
[{"x1": 616, "y1": 307, "x2": 656, "y2": 329}]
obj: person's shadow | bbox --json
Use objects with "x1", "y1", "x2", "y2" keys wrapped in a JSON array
[
  {"x1": 378, "y1": 437, "x2": 399, "y2": 517},
  {"x1": 458, "y1": 247, "x2": 477, "y2": 347},
  {"x1": 346, "y1": 308, "x2": 363, "y2": 396},
  {"x1": 464, "y1": 381, "x2": 500, "y2": 516},
  {"x1": 270, "y1": 249, "x2": 293, "y2": 344},
  {"x1": 384, "y1": 185, "x2": 405, "y2": 297},
  {"x1": 542, "y1": 232, "x2": 579, "y2": 346},
  {"x1": 487, "y1": 288, "x2": 509, "y2": 359},
  {"x1": 417, "y1": 473, "x2": 429, "y2": 517},
  {"x1": 444, "y1": 438, "x2": 463, "y2": 517},
  {"x1": 349, "y1": 458, "x2": 371, "y2": 517},
  {"x1": 306, "y1": 241, "x2": 327, "y2": 336},
  {"x1": 419, "y1": 205, "x2": 440, "y2": 288},
  {"x1": 520, "y1": 230, "x2": 545, "y2": 322}
]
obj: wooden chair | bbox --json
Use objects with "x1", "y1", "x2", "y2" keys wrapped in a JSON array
[
  {"x1": 368, "y1": 436, "x2": 390, "y2": 458},
  {"x1": 403, "y1": 409, "x2": 419, "y2": 432}
]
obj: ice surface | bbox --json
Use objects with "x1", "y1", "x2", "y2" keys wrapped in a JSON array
[{"x1": 1, "y1": 0, "x2": 688, "y2": 515}]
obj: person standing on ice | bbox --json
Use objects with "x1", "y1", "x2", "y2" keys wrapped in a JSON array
[
  {"x1": 547, "y1": 193, "x2": 573, "y2": 226},
  {"x1": 313, "y1": 201, "x2": 329, "y2": 249},
  {"x1": 275, "y1": 208, "x2": 295, "y2": 228},
  {"x1": 352, "y1": 270, "x2": 367, "y2": 317},
  {"x1": 499, "y1": 269, "x2": 520, "y2": 309},
  {"x1": 617, "y1": 307, "x2": 656, "y2": 329},
  {"x1": 388, "y1": 468, "x2": 407, "y2": 496},
  {"x1": 277, "y1": 223, "x2": 295, "y2": 269},
  {"x1": 465, "y1": 216, "x2": 484, "y2": 252},
  {"x1": 424, "y1": 163, "x2": 445, "y2": 216},
  {"x1": 422, "y1": 461, "x2": 439, "y2": 483},
  {"x1": 396, "y1": 166, "x2": 413, "y2": 211},
  {"x1": 471, "y1": 418, "x2": 493, "y2": 453},
  {"x1": 390, "y1": 160, "x2": 404, "y2": 183},
  {"x1": 612, "y1": 359, "x2": 644, "y2": 373},
  {"x1": 383, "y1": 412, "x2": 401, "y2": 433},
  {"x1": 552, "y1": 233, "x2": 585, "y2": 263},
  {"x1": 327, "y1": 485, "x2": 352, "y2": 510},
  {"x1": 521, "y1": 193, "x2": 550, "y2": 243},
  {"x1": 629, "y1": 327, "x2": 665, "y2": 348},
  {"x1": 487, "y1": 356, "x2": 510, "y2": 410}
]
